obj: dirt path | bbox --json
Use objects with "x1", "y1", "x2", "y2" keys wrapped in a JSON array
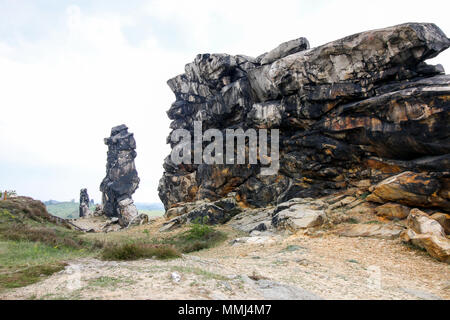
[{"x1": 1, "y1": 230, "x2": 449, "y2": 300}]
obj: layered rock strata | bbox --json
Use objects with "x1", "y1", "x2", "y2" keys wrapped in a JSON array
[
  {"x1": 100, "y1": 125, "x2": 140, "y2": 226},
  {"x1": 159, "y1": 22, "x2": 450, "y2": 220}
]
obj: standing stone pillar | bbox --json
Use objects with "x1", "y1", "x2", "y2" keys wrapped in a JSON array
[
  {"x1": 79, "y1": 188, "x2": 91, "y2": 218},
  {"x1": 100, "y1": 124, "x2": 140, "y2": 226}
]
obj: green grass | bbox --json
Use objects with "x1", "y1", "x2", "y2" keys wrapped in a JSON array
[
  {"x1": 0, "y1": 261, "x2": 67, "y2": 289},
  {"x1": 359, "y1": 192, "x2": 370, "y2": 200},
  {"x1": 364, "y1": 220, "x2": 381, "y2": 225},
  {"x1": 284, "y1": 245, "x2": 306, "y2": 252},
  {"x1": 170, "y1": 266, "x2": 228, "y2": 281},
  {"x1": 88, "y1": 276, "x2": 136, "y2": 288},
  {"x1": 0, "y1": 197, "x2": 103, "y2": 292},
  {"x1": 347, "y1": 217, "x2": 360, "y2": 224},
  {"x1": 0, "y1": 240, "x2": 97, "y2": 291},
  {"x1": 164, "y1": 223, "x2": 227, "y2": 253}
]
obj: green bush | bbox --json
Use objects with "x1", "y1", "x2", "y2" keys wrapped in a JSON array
[
  {"x1": 101, "y1": 243, "x2": 181, "y2": 261},
  {"x1": 175, "y1": 221, "x2": 227, "y2": 253}
]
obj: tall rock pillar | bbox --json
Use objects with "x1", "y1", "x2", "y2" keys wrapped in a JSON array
[
  {"x1": 79, "y1": 188, "x2": 91, "y2": 218},
  {"x1": 100, "y1": 124, "x2": 140, "y2": 226}
]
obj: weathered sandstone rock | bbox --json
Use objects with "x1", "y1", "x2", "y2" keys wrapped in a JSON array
[
  {"x1": 406, "y1": 208, "x2": 446, "y2": 237},
  {"x1": 259, "y1": 37, "x2": 309, "y2": 65},
  {"x1": 430, "y1": 212, "x2": 450, "y2": 235},
  {"x1": 272, "y1": 198, "x2": 327, "y2": 232},
  {"x1": 158, "y1": 23, "x2": 450, "y2": 225},
  {"x1": 336, "y1": 224, "x2": 405, "y2": 240},
  {"x1": 79, "y1": 188, "x2": 91, "y2": 218},
  {"x1": 401, "y1": 228, "x2": 450, "y2": 263},
  {"x1": 401, "y1": 208, "x2": 450, "y2": 263},
  {"x1": 100, "y1": 125, "x2": 140, "y2": 226},
  {"x1": 367, "y1": 172, "x2": 449, "y2": 209},
  {"x1": 375, "y1": 203, "x2": 410, "y2": 220}
]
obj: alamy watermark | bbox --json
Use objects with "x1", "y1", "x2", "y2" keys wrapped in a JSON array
[{"x1": 170, "y1": 121, "x2": 279, "y2": 175}]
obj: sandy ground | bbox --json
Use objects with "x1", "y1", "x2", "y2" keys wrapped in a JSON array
[{"x1": 1, "y1": 220, "x2": 449, "y2": 300}]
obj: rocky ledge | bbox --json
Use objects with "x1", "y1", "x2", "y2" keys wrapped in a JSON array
[{"x1": 158, "y1": 23, "x2": 450, "y2": 263}]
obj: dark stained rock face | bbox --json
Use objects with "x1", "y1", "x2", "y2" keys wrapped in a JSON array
[
  {"x1": 158, "y1": 22, "x2": 450, "y2": 215},
  {"x1": 79, "y1": 188, "x2": 90, "y2": 218},
  {"x1": 100, "y1": 125, "x2": 140, "y2": 225}
]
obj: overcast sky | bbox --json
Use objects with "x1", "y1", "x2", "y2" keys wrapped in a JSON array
[{"x1": 0, "y1": 0, "x2": 449, "y2": 203}]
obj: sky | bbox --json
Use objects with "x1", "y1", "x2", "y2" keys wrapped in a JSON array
[{"x1": 0, "y1": 0, "x2": 449, "y2": 203}]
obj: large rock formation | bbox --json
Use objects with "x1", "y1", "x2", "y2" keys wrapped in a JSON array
[
  {"x1": 158, "y1": 23, "x2": 450, "y2": 222},
  {"x1": 100, "y1": 125, "x2": 140, "y2": 226}
]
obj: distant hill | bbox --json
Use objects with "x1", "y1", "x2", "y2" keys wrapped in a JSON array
[
  {"x1": 46, "y1": 201, "x2": 80, "y2": 219},
  {"x1": 45, "y1": 201, "x2": 165, "y2": 219}
]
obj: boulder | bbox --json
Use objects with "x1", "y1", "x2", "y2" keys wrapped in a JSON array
[
  {"x1": 92, "y1": 204, "x2": 104, "y2": 217},
  {"x1": 401, "y1": 229, "x2": 450, "y2": 263},
  {"x1": 117, "y1": 198, "x2": 142, "y2": 227},
  {"x1": 430, "y1": 212, "x2": 450, "y2": 235},
  {"x1": 186, "y1": 196, "x2": 243, "y2": 225},
  {"x1": 401, "y1": 208, "x2": 450, "y2": 263},
  {"x1": 336, "y1": 224, "x2": 405, "y2": 240},
  {"x1": 406, "y1": 208, "x2": 446, "y2": 237},
  {"x1": 259, "y1": 37, "x2": 310, "y2": 65},
  {"x1": 229, "y1": 208, "x2": 273, "y2": 234},
  {"x1": 272, "y1": 199, "x2": 327, "y2": 232},
  {"x1": 367, "y1": 172, "x2": 449, "y2": 209},
  {"x1": 375, "y1": 203, "x2": 410, "y2": 220}
]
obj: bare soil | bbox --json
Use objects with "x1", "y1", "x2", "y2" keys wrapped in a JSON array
[{"x1": 1, "y1": 218, "x2": 449, "y2": 300}]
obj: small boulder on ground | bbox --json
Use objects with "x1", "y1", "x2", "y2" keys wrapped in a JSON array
[
  {"x1": 401, "y1": 208, "x2": 450, "y2": 263},
  {"x1": 336, "y1": 224, "x2": 405, "y2": 240},
  {"x1": 375, "y1": 203, "x2": 410, "y2": 220},
  {"x1": 272, "y1": 198, "x2": 327, "y2": 232},
  {"x1": 406, "y1": 208, "x2": 446, "y2": 237},
  {"x1": 430, "y1": 213, "x2": 450, "y2": 235}
]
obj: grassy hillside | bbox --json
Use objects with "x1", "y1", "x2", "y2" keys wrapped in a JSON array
[
  {"x1": 0, "y1": 197, "x2": 101, "y2": 292},
  {"x1": 0, "y1": 197, "x2": 219, "y2": 294},
  {"x1": 46, "y1": 202, "x2": 80, "y2": 219}
]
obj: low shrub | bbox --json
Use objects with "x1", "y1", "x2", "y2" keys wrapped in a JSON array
[
  {"x1": 0, "y1": 223, "x2": 84, "y2": 249},
  {"x1": 171, "y1": 222, "x2": 227, "y2": 253},
  {"x1": 101, "y1": 242, "x2": 181, "y2": 261}
]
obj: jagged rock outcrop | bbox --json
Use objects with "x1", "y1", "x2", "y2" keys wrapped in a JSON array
[
  {"x1": 158, "y1": 23, "x2": 450, "y2": 221},
  {"x1": 79, "y1": 188, "x2": 91, "y2": 218},
  {"x1": 100, "y1": 125, "x2": 140, "y2": 226}
]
